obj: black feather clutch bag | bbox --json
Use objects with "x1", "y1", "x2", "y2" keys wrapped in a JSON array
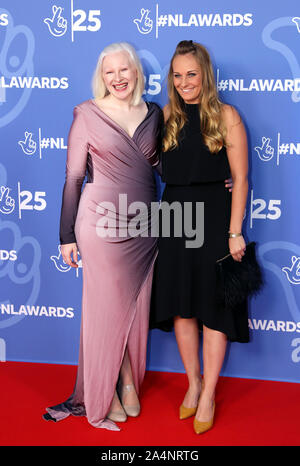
[{"x1": 215, "y1": 242, "x2": 263, "y2": 311}]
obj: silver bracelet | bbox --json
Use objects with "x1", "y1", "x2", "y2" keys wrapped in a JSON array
[{"x1": 228, "y1": 232, "x2": 242, "y2": 238}]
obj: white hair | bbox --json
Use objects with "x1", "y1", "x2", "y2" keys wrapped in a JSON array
[{"x1": 92, "y1": 42, "x2": 145, "y2": 106}]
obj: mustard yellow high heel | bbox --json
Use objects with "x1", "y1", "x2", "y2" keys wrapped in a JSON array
[
  {"x1": 193, "y1": 401, "x2": 215, "y2": 434},
  {"x1": 179, "y1": 382, "x2": 202, "y2": 420},
  {"x1": 179, "y1": 404, "x2": 197, "y2": 420}
]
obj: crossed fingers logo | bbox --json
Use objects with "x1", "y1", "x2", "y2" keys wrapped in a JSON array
[
  {"x1": 282, "y1": 256, "x2": 300, "y2": 285},
  {"x1": 44, "y1": 5, "x2": 67, "y2": 37},
  {"x1": 0, "y1": 186, "x2": 15, "y2": 215},
  {"x1": 133, "y1": 8, "x2": 153, "y2": 34},
  {"x1": 254, "y1": 137, "x2": 274, "y2": 162},
  {"x1": 18, "y1": 131, "x2": 36, "y2": 155}
]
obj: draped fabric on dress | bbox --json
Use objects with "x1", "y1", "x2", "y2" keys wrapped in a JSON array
[{"x1": 44, "y1": 100, "x2": 162, "y2": 430}]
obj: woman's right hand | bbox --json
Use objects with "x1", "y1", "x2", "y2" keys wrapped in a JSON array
[
  {"x1": 61, "y1": 242, "x2": 79, "y2": 268},
  {"x1": 229, "y1": 235, "x2": 246, "y2": 262}
]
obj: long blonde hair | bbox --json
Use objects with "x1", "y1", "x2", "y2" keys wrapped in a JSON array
[
  {"x1": 163, "y1": 40, "x2": 226, "y2": 153},
  {"x1": 92, "y1": 42, "x2": 144, "y2": 106}
]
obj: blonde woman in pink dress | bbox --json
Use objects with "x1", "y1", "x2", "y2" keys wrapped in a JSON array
[{"x1": 43, "y1": 43, "x2": 162, "y2": 431}]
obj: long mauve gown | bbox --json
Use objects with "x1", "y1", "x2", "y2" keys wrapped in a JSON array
[{"x1": 44, "y1": 99, "x2": 162, "y2": 431}]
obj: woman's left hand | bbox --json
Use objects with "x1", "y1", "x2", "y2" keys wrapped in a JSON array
[
  {"x1": 229, "y1": 235, "x2": 246, "y2": 262},
  {"x1": 225, "y1": 178, "x2": 233, "y2": 192}
]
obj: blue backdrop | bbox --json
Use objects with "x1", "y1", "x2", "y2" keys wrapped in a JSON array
[{"x1": 0, "y1": 0, "x2": 299, "y2": 383}]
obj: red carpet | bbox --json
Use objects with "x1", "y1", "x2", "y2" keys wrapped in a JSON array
[{"x1": 0, "y1": 361, "x2": 299, "y2": 446}]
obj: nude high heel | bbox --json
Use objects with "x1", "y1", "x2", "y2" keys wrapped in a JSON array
[
  {"x1": 107, "y1": 391, "x2": 127, "y2": 422},
  {"x1": 120, "y1": 383, "x2": 140, "y2": 417}
]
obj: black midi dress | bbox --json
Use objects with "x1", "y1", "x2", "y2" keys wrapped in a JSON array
[{"x1": 150, "y1": 103, "x2": 249, "y2": 343}]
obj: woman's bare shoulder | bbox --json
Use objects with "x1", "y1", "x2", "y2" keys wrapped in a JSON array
[{"x1": 221, "y1": 103, "x2": 241, "y2": 127}]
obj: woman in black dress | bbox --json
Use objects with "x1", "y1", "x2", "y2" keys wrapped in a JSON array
[{"x1": 150, "y1": 41, "x2": 249, "y2": 434}]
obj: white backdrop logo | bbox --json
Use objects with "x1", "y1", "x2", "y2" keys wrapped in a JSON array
[
  {"x1": 134, "y1": 5, "x2": 252, "y2": 39},
  {"x1": 254, "y1": 137, "x2": 274, "y2": 162},
  {"x1": 1, "y1": 304, "x2": 74, "y2": 319},
  {"x1": 134, "y1": 8, "x2": 153, "y2": 34},
  {"x1": 217, "y1": 69, "x2": 300, "y2": 94},
  {"x1": 18, "y1": 129, "x2": 67, "y2": 159},
  {"x1": 18, "y1": 131, "x2": 37, "y2": 156},
  {"x1": 255, "y1": 134, "x2": 300, "y2": 166},
  {"x1": 0, "y1": 186, "x2": 15, "y2": 214},
  {"x1": 44, "y1": 5, "x2": 67, "y2": 37},
  {"x1": 44, "y1": 2, "x2": 101, "y2": 42},
  {"x1": 0, "y1": 75, "x2": 68, "y2": 89},
  {"x1": 0, "y1": 178, "x2": 47, "y2": 220},
  {"x1": 282, "y1": 256, "x2": 300, "y2": 285}
]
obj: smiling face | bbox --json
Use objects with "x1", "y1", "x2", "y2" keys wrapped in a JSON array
[
  {"x1": 102, "y1": 51, "x2": 138, "y2": 102},
  {"x1": 172, "y1": 53, "x2": 202, "y2": 104}
]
